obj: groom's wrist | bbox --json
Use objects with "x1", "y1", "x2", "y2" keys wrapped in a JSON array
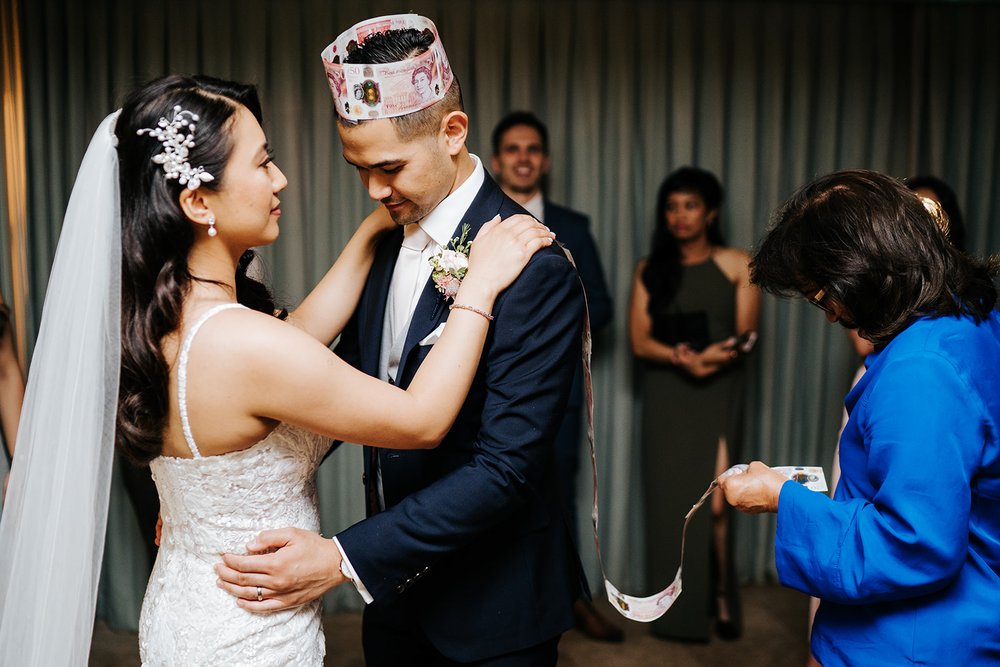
[{"x1": 332, "y1": 536, "x2": 374, "y2": 604}]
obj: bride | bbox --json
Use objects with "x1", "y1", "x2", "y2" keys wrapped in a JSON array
[{"x1": 0, "y1": 74, "x2": 553, "y2": 665}]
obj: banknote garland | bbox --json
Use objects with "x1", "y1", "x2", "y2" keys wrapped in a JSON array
[
  {"x1": 576, "y1": 268, "x2": 687, "y2": 622},
  {"x1": 568, "y1": 246, "x2": 826, "y2": 622}
]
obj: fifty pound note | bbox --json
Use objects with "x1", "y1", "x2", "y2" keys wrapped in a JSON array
[
  {"x1": 772, "y1": 466, "x2": 828, "y2": 493},
  {"x1": 605, "y1": 571, "x2": 682, "y2": 623}
]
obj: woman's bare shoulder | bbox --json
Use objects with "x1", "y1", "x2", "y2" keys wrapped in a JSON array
[
  {"x1": 713, "y1": 247, "x2": 751, "y2": 282},
  {"x1": 184, "y1": 306, "x2": 321, "y2": 369}
]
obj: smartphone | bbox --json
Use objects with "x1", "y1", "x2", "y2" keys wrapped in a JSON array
[{"x1": 732, "y1": 331, "x2": 758, "y2": 354}]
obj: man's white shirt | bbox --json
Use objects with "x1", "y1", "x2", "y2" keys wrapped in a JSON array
[{"x1": 521, "y1": 191, "x2": 544, "y2": 223}]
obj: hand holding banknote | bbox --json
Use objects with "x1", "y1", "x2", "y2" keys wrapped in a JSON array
[{"x1": 718, "y1": 461, "x2": 799, "y2": 513}]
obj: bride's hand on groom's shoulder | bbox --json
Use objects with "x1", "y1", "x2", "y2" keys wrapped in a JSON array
[
  {"x1": 214, "y1": 527, "x2": 347, "y2": 613},
  {"x1": 463, "y1": 214, "x2": 555, "y2": 299}
]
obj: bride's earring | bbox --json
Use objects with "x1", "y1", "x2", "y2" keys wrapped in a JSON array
[{"x1": 207, "y1": 215, "x2": 217, "y2": 237}]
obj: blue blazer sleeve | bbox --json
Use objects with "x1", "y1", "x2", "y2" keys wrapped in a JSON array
[
  {"x1": 335, "y1": 250, "x2": 584, "y2": 602},
  {"x1": 775, "y1": 352, "x2": 980, "y2": 604}
]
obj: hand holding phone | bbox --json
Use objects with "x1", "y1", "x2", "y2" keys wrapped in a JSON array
[{"x1": 730, "y1": 331, "x2": 758, "y2": 354}]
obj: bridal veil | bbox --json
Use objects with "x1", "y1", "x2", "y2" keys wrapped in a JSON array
[{"x1": 0, "y1": 110, "x2": 122, "y2": 664}]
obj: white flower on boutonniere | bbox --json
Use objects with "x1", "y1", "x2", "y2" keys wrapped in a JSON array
[{"x1": 429, "y1": 224, "x2": 471, "y2": 301}]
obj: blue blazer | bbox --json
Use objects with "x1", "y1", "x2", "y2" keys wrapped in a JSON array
[
  {"x1": 776, "y1": 312, "x2": 1000, "y2": 666},
  {"x1": 335, "y1": 174, "x2": 587, "y2": 662}
]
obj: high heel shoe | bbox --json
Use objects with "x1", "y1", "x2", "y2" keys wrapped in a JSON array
[{"x1": 714, "y1": 592, "x2": 741, "y2": 640}]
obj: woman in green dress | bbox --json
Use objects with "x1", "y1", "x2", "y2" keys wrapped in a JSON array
[{"x1": 629, "y1": 167, "x2": 760, "y2": 641}]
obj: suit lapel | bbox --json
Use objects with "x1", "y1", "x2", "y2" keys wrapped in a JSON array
[{"x1": 396, "y1": 177, "x2": 507, "y2": 384}]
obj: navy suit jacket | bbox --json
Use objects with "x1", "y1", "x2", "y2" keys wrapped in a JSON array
[
  {"x1": 542, "y1": 201, "x2": 613, "y2": 409},
  {"x1": 543, "y1": 201, "x2": 611, "y2": 334},
  {"x1": 335, "y1": 174, "x2": 587, "y2": 662}
]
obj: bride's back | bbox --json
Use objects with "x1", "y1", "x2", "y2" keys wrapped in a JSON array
[
  {"x1": 141, "y1": 303, "x2": 328, "y2": 665},
  {"x1": 158, "y1": 301, "x2": 281, "y2": 460}
]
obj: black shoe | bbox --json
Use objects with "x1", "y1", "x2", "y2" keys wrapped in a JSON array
[{"x1": 574, "y1": 599, "x2": 625, "y2": 643}]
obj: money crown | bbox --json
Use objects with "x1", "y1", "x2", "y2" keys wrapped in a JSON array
[{"x1": 321, "y1": 14, "x2": 454, "y2": 121}]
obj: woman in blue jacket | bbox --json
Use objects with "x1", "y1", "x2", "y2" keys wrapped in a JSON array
[{"x1": 722, "y1": 169, "x2": 1000, "y2": 666}]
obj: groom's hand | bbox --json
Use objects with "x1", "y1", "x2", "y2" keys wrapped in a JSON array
[{"x1": 215, "y1": 527, "x2": 347, "y2": 612}]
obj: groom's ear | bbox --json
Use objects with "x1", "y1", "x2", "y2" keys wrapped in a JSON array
[{"x1": 439, "y1": 110, "x2": 468, "y2": 157}]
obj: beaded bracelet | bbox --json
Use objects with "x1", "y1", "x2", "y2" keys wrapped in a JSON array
[{"x1": 449, "y1": 303, "x2": 494, "y2": 321}]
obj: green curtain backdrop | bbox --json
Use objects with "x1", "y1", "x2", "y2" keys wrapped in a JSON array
[{"x1": 7, "y1": 0, "x2": 999, "y2": 630}]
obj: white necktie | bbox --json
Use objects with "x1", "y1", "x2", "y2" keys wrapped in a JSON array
[{"x1": 389, "y1": 224, "x2": 431, "y2": 346}]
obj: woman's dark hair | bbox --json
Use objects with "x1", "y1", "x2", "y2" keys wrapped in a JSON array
[
  {"x1": 906, "y1": 175, "x2": 966, "y2": 252},
  {"x1": 751, "y1": 169, "x2": 997, "y2": 346},
  {"x1": 115, "y1": 74, "x2": 278, "y2": 464},
  {"x1": 641, "y1": 167, "x2": 726, "y2": 313}
]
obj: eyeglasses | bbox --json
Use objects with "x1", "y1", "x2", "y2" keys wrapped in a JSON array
[{"x1": 807, "y1": 287, "x2": 833, "y2": 314}]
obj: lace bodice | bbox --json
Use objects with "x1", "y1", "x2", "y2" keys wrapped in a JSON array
[
  {"x1": 150, "y1": 422, "x2": 328, "y2": 557},
  {"x1": 139, "y1": 304, "x2": 328, "y2": 666}
]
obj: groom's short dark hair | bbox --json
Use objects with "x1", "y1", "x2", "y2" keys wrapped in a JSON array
[{"x1": 340, "y1": 28, "x2": 464, "y2": 142}]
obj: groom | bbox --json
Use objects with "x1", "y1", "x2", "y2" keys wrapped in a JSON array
[{"x1": 218, "y1": 15, "x2": 587, "y2": 665}]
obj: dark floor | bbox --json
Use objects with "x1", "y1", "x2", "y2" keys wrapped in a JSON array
[{"x1": 90, "y1": 584, "x2": 810, "y2": 666}]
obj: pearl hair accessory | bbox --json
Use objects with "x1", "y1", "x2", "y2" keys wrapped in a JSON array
[{"x1": 137, "y1": 105, "x2": 215, "y2": 190}]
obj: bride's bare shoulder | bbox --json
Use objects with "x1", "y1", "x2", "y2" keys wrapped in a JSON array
[{"x1": 191, "y1": 306, "x2": 322, "y2": 361}]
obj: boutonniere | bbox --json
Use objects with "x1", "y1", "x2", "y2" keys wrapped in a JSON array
[{"x1": 428, "y1": 224, "x2": 471, "y2": 301}]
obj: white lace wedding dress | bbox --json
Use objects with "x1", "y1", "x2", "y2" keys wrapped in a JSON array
[{"x1": 138, "y1": 304, "x2": 328, "y2": 666}]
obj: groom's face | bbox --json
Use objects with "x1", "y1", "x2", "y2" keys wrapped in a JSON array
[{"x1": 339, "y1": 118, "x2": 457, "y2": 226}]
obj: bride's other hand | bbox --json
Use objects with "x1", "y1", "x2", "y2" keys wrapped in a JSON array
[
  {"x1": 360, "y1": 203, "x2": 395, "y2": 236},
  {"x1": 215, "y1": 527, "x2": 347, "y2": 612},
  {"x1": 460, "y1": 214, "x2": 555, "y2": 300},
  {"x1": 154, "y1": 514, "x2": 162, "y2": 547}
]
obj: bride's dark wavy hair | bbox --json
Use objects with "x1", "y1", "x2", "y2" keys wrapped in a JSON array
[{"x1": 115, "y1": 74, "x2": 278, "y2": 464}]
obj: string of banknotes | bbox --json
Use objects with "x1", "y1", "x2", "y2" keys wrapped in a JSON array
[{"x1": 570, "y1": 251, "x2": 826, "y2": 621}]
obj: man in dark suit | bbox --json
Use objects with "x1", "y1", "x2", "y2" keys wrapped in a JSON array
[
  {"x1": 491, "y1": 112, "x2": 619, "y2": 643},
  {"x1": 218, "y1": 18, "x2": 588, "y2": 666}
]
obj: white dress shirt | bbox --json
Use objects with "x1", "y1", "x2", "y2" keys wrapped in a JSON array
[
  {"x1": 378, "y1": 155, "x2": 486, "y2": 384},
  {"x1": 521, "y1": 191, "x2": 545, "y2": 223}
]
